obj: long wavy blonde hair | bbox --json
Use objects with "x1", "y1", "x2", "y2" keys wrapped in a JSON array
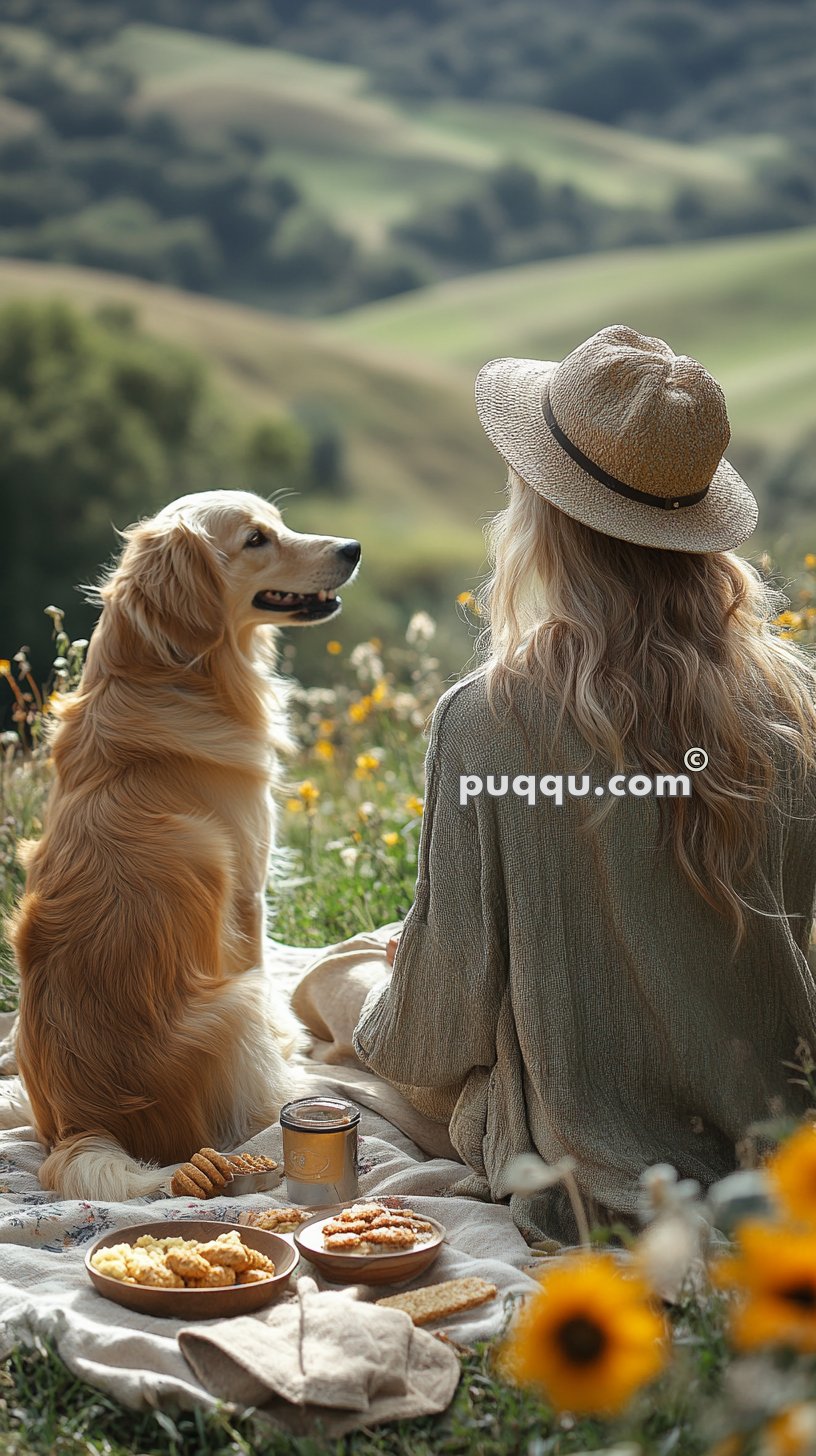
[{"x1": 477, "y1": 468, "x2": 816, "y2": 944}]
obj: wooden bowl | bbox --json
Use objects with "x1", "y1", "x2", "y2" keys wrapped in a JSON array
[
  {"x1": 294, "y1": 1209, "x2": 445, "y2": 1286},
  {"x1": 85, "y1": 1219, "x2": 298, "y2": 1319}
]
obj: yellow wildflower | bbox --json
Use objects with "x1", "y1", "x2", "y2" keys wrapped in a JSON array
[
  {"x1": 457, "y1": 590, "x2": 481, "y2": 615},
  {"x1": 355, "y1": 752, "x2": 379, "y2": 781},
  {"x1": 349, "y1": 696, "x2": 372, "y2": 724},
  {"x1": 497, "y1": 1252, "x2": 668, "y2": 1416},
  {"x1": 314, "y1": 739, "x2": 335, "y2": 761},
  {"x1": 805, "y1": 555, "x2": 816, "y2": 571},
  {"x1": 319, "y1": 719, "x2": 334, "y2": 736},
  {"x1": 382, "y1": 831, "x2": 400, "y2": 847},
  {"x1": 326, "y1": 640, "x2": 342, "y2": 655},
  {"x1": 371, "y1": 679, "x2": 389, "y2": 705},
  {"x1": 297, "y1": 780, "x2": 320, "y2": 810},
  {"x1": 0, "y1": 660, "x2": 10, "y2": 677},
  {"x1": 286, "y1": 798, "x2": 304, "y2": 814},
  {"x1": 405, "y1": 794, "x2": 424, "y2": 816}
]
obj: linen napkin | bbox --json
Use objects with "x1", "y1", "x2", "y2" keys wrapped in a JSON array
[{"x1": 178, "y1": 1276, "x2": 461, "y2": 1437}]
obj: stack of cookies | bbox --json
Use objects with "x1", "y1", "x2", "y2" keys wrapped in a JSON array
[
  {"x1": 170, "y1": 1148, "x2": 278, "y2": 1199},
  {"x1": 322, "y1": 1201, "x2": 434, "y2": 1253}
]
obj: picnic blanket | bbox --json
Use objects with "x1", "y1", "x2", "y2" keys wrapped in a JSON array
[{"x1": 0, "y1": 926, "x2": 540, "y2": 1427}]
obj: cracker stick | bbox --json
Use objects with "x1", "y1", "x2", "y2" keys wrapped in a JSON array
[{"x1": 376, "y1": 1276, "x2": 497, "y2": 1325}]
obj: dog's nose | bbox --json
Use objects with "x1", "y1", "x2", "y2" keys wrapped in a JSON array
[{"x1": 337, "y1": 540, "x2": 361, "y2": 566}]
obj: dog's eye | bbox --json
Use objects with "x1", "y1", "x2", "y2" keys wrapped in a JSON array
[{"x1": 244, "y1": 529, "x2": 268, "y2": 549}]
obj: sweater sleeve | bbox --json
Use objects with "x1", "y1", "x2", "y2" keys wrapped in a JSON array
[{"x1": 352, "y1": 688, "x2": 507, "y2": 1088}]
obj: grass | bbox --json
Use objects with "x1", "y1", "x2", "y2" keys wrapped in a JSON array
[
  {"x1": 0, "y1": 1331, "x2": 679, "y2": 1456},
  {"x1": 90, "y1": 24, "x2": 776, "y2": 247}
]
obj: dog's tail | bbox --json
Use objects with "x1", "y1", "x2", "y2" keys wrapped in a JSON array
[{"x1": 39, "y1": 1133, "x2": 173, "y2": 1202}]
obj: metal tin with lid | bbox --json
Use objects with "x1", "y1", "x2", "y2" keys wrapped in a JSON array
[{"x1": 280, "y1": 1096, "x2": 360, "y2": 1205}]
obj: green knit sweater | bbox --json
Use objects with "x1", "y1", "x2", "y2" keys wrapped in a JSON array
[{"x1": 353, "y1": 669, "x2": 816, "y2": 1242}]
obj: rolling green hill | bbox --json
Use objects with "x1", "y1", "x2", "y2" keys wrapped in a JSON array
[
  {"x1": 327, "y1": 225, "x2": 816, "y2": 454},
  {"x1": 94, "y1": 24, "x2": 775, "y2": 248},
  {"x1": 0, "y1": 228, "x2": 813, "y2": 681}
]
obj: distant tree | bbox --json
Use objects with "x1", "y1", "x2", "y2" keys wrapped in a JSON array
[
  {"x1": 0, "y1": 299, "x2": 229, "y2": 665},
  {"x1": 488, "y1": 163, "x2": 548, "y2": 228},
  {"x1": 242, "y1": 415, "x2": 309, "y2": 493}
]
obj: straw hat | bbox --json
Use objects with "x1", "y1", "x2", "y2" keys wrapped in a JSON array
[{"x1": 474, "y1": 323, "x2": 758, "y2": 553}]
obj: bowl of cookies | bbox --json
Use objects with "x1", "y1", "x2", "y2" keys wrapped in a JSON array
[
  {"x1": 85, "y1": 1220, "x2": 298, "y2": 1318},
  {"x1": 293, "y1": 1200, "x2": 445, "y2": 1286}
]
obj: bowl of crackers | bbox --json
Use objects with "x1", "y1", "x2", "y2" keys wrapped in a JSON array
[
  {"x1": 85, "y1": 1220, "x2": 298, "y2": 1318},
  {"x1": 294, "y1": 1200, "x2": 445, "y2": 1285}
]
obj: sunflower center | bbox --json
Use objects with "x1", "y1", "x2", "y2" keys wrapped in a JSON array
[
  {"x1": 555, "y1": 1315, "x2": 608, "y2": 1365},
  {"x1": 781, "y1": 1282, "x2": 816, "y2": 1309}
]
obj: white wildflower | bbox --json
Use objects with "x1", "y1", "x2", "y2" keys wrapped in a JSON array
[
  {"x1": 349, "y1": 642, "x2": 383, "y2": 683},
  {"x1": 405, "y1": 611, "x2": 436, "y2": 645},
  {"x1": 504, "y1": 1152, "x2": 577, "y2": 1196}
]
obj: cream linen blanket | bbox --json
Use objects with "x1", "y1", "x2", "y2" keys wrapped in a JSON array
[{"x1": 0, "y1": 926, "x2": 539, "y2": 1427}]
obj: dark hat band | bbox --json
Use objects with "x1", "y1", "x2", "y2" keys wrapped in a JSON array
[{"x1": 542, "y1": 393, "x2": 711, "y2": 511}]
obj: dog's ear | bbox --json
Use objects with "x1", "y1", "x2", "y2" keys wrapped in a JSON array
[{"x1": 110, "y1": 518, "x2": 225, "y2": 666}]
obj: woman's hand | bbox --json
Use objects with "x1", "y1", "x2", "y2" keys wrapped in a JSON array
[{"x1": 386, "y1": 933, "x2": 401, "y2": 966}]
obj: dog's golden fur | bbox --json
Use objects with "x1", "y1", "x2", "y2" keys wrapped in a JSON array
[{"x1": 6, "y1": 490, "x2": 359, "y2": 1201}]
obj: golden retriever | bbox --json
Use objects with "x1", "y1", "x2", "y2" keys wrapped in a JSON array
[{"x1": 3, "y1": 490, "x2": 360, "y2": 1201}]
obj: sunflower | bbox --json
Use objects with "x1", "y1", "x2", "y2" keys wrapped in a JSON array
[
  {"x1": 762, "y1": 1404, "x2": 816, "y2": 1456},
  {"x1": 497, "y1": 1252, "x2": 668, "y2": 1416},
  {"x1": 712, "y1": 1220, "x2": 816, "y2": 1352},
  {"x1": 766, "y1": 1125, "x2": 816, "y2": 1225}
]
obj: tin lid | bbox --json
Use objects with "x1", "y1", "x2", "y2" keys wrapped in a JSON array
[{"x1": 280, "y1": 1096, "x2": 360, "y2": 1132}]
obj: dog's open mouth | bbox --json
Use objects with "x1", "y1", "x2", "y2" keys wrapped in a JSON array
[{"x1": 253, "y1": 588, "x2": 341, "y2": 621}]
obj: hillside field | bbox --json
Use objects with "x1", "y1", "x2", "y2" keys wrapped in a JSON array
[
  {"x1": 94, "y1": 24, "x2": 778, "y2": 248},
  {"x1": 328, "y1": 225, "x2": 816, "y2": 456},
  {"x1": 1, "y1": 224, "x2": 813, "y2": 675}
]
